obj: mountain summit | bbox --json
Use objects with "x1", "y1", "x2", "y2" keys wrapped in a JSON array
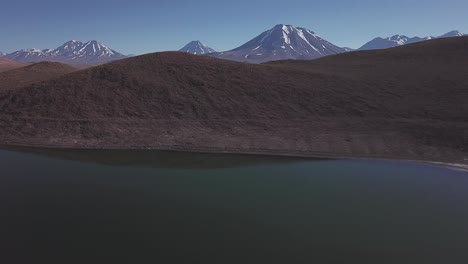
[
  {"x1": 359, "y1": 30, "x2": 465, "y2": 50},
  {"x1": 211, "y1": 24, "x2": 346, "y2": 63},
  {"x1": 179, "y1": 41, "x2": 216, "y2": 55},
  {"x1": 4, "y1": 40, "x2": 127, "y2": 64}
]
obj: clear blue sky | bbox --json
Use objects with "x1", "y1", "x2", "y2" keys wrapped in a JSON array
[{"x1": 2, "y1": 0, "x2": 467, "y2": 54}]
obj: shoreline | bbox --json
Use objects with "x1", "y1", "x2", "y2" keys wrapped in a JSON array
[{"x1": 2, "y1": 142, "x2": 467, "y2": 171}]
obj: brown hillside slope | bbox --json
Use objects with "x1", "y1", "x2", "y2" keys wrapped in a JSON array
[
  {"x1": 0, "y1": 58, "x2": 25, "y2": 72},
  {"x1": 0, "y1": 61, "x2": 77, "y2": 91},
  {"x1": 266, "y1": 36, "x2": 468, "y2": 121},
  {"x1": 0, "y1": 37, "x2": 467, "y2": 163}
]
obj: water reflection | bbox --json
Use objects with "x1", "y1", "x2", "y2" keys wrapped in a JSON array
[{"x1": 1, "y1": 146, "x2": 316, "y2": 169}]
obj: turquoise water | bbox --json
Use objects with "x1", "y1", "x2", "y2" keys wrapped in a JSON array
[{"x1": 0, "y1": 148, "x2": 467, "y2": 263}]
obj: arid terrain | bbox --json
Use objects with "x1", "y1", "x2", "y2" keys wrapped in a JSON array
[
  {"x1": 0, "y1": 37, "x2": 467, "y2": 164},
  {"x1": 0, "y1": 58, "x2": 25, "y2": 72},
  {"x1": 0, "y1": 62, "x2": 77, "y2": 91}
]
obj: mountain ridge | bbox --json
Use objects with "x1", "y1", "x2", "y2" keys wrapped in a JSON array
[
  {"x1": 359, "y1": 30, "x2": 465, "y2": 50},
  {"x1": 4, "y1": 40, "x2": 127, "y2": 64}
]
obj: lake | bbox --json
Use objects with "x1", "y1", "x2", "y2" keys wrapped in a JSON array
[{"x1": 1, "y1": 147, "x2": 467, "y2": 263}]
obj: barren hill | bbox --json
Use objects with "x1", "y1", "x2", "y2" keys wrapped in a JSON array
[
  {"x1": 0, "y1": 58, "x2": 25, "y2": 72},
  {"x1": 0, "y1": 61, "x2": 77, "y2": 91},
  {"x1": 0, "y1": 37, "x2": 467, "y2": 163}
]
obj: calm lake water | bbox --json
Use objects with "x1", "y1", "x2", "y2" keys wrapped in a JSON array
[{"x1": 1, "y1": 147, "x2": 468, "y2": 263}]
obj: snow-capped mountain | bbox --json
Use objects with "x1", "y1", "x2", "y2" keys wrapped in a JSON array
[
  {"x1": 4, "y1": 48, "x2": 49, "y2": 62},
  {"x1": 179, "y1": 41, "x2": 216, "y2": 55},
  {"x1": 67, "y1": 40, "x2": 125, "y2": 62},
  {"x1": 359, "y1": 31, "x2": 465, "y2": 50},
  {"x1": 0, "y1": 51, "x2": 5, "y2": 57},
  {"x1": 439, "y1": 30, "x2": 465, "y2": 38},
  {"x1": 48, "y1": 40, "x2": 85, "y2": 57},
  {"x1": 4, "y1": 40, "x2": 127, "y2": 63},
  {"x1": 211, "y1": 24, "x2": 347, "y2": 63}
]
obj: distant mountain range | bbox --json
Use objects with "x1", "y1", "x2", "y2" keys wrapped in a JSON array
[
  {"x1": 209, "y1": 24, "x2": 346, "y2": 63},
  {"x1": 179, "y1": 41, "x2": 216, "y2": 55},
  {"x1": 2, "y1": 40, "x2": 127, "y2": 64},
  {"x1": 359, "y1": 30, "x2": 465, "y2": 50},
  {"x1": 2, "y1": 28, "x2": 466, "y2": 64}
]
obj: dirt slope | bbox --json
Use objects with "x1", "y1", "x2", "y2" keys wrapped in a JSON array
[
  {"x1": 0, "y1": 58, "x2": 25, "y2": 72},
  {"x1": 0, "y1": 61, "x2": 77, "y2": 91}
]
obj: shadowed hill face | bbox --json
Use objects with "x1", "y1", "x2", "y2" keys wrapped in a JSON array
[
  {"x1": 267, "y1": 36, "x2": 468, "y2": 67},
  {"x1": 312, "y1": 35, "x2": 468, "y2": 63},
  {"x1": 0, "y1": 58, "x2": 25, "y2": 73},
  {"x1": 264, "y1": 36, "x2": 468, "y2": 121},
  {"x1": 0, "y1": 52, "x2": 367, "y2": 120},
  {"x1": 0, "y1": 61, "x2": 77, "y2": 91},
  {"x1": 0, "y1": 37, "x2": 467, "y2": 162}
]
